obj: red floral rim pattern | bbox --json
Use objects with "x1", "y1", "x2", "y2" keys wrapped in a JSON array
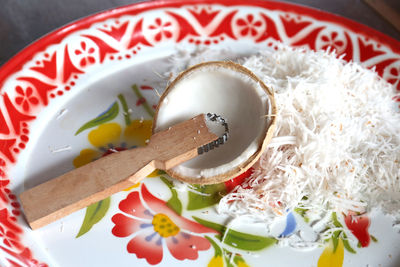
[{"x1": 0, "y1": 0, "x2": 399, "y2": 265}]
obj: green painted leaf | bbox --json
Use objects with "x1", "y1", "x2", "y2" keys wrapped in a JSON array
[
  {"x1": 294, "y1": 207, "x2": 310, "y2": 223},
  {"x1": 332, "y1": 230, "x2": 342, "y2": 253},
  {"x1": 160, "y1": 176, "x2": 182, "y2": 215},
  {"x1": 233, "y1": 254, "x2": 248, "y2": 266},
  {"x1": 332, "y1": 212, "x2": 343, "y2": 228},
  {"x1": 332, "y1": 230, "x2": 341, "y2": 252},
  {"x1": 205, "y1": 236, "x2": 222, "y2": 257},
  {"x1": 75, "y1": 102, "x2": 119, "y2": 135},
  {"x1": 132, "y1": 84, "x2": 155, "y2": 117},
  {"x1": 294, "y1": 207, "x2": 307, "y2": 217},
  {"x1": 187, "y1": 183, "x2": 226, "y2": 210},
  {"x1": 192, "y1": 216, "x2": 226, "y2": 233},
  {"x1": 167, "y1": 191, "x2": 182, "y2": 215},
  {"x1": 223, "y1": 251, "x2": 235, "y2": 267},
  {"x1": 157, "y1": 170, "x2": 167, "y2": 175},
  {"x1": 76, "y1": 197, "x2": 111, "y2": 238},
  {"x1": 223, "y1": 229, "x2": 277, "y2": 251},
  {"x1": 370, "y1": 235, "x2": 378, "y2": 242},
  {"x1": 193, "y1": 217, "x2": 276, "y2": 251},
  {"x1": 342, "y1": 238, "x2": 356, "y2": 254},
  {"x1": 118, "y1": 94, "x2": 131, "y2": 126}
]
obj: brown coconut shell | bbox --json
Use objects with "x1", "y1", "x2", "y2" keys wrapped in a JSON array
[{"x1": 152, "y1": 61, "x2": 277, "y2": 185}]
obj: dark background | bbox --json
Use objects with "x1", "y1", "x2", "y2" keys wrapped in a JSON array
[{"x1": 1, "y1": 0, "x2": 399, "y2": 67}]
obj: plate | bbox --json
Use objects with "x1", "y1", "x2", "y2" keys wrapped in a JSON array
[{"x1": 0, "y1": 0, "x2": 400, "y2": 266}]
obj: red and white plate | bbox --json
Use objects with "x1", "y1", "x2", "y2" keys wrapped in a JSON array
[{"x1": 0, "y1": 0, "x2": 399, "y2": 266}]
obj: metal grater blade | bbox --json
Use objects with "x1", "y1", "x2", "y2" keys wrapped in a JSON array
[{"x1": 197, "y1": 113, "x2": 229, "y2": 155}]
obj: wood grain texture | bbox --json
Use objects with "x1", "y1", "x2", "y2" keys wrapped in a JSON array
[{"x1": 19, "y1": 114, "x2": 218, "y2": 229}]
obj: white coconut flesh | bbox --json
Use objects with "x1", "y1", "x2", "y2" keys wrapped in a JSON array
[{"x1": 154, "y1": 62, "x2": 275, "y2": 182}]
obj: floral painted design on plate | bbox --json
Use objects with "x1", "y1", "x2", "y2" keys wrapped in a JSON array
[{"x1": 0, "y1": 0, "x2": 399, "y2": 266}]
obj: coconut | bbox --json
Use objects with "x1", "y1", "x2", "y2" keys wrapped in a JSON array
[{"x1": 153, "y1": 61, "x2": 276, "y2": 184}]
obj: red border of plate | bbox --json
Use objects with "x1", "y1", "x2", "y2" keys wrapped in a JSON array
[{"x1": 1, "y1": 0, "x2": 400, "y2": 265}]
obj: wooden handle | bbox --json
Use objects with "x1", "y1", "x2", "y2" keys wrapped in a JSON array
[
  {"x1": 19, "y1": 146, "x2": 156, "y2": 229},
  {"x1": 19, "y1": 114, "x2": 218, "y2": 229}
]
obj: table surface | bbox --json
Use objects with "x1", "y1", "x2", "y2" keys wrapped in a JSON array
[{"x1": 1, "y1": 0, "x2": 399, "y2": 67}]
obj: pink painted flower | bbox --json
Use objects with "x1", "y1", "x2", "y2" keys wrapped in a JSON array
[
  {"x1": 74, "y1": 41, "x2": 96, "y2": 67},
  {"x1": 320, "y1": 31, "x2": 345, "y2": 53},
  {"x1": 237, "y1": 14, "x2": 262, "y2": 37},
  {"x1": 15, "y1": 86, "x2": 39, "y2": 111},
  {"x1": 112, "y1": 185, "x2": 217, "y2": 265},
  {"x1": 149, "y1": 18, "x2": 172, "y2": 42}
]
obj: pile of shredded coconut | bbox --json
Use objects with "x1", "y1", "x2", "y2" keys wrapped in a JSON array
[{"x1": 163, "y1": 45, "x2": 400, "y2": 246}]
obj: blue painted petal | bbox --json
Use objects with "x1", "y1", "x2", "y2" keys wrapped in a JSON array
[
  {"x1": 140, "y1": 223, "x2": 153, "y2": 229},
  {"x1": 156, "y1": 236, "x2": 163, "y2": 246},
  {"x1": 145, "y1": 231, "x2": 158, "y2": 242},
  {"x1": 180, "y1": 232, "x2": 191, "y2": 239},
  {"x1": 279, "y1": 211, "x2": 297, "y2": 238},
  {"x1": 97, "y1": 102, "x2": 117, "y2": 117},
  {"x1": 171, "y1": 236, "x2": 178, "y2": 244},
  {"x1": 144, "y1": 209, "x2": 153, "y2": 217}
]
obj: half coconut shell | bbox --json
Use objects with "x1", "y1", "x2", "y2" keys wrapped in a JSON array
[{"x1": 153, "y1": 61, "x2": 276, "y2": 184}]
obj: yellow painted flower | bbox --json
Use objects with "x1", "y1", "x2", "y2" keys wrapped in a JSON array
[
  {"x1": 73, "y1": 120, "x2": 155, "y2": 189},
  {"x1": 317, "y1": 239, "x2": 344, "y2": 267},
  {"x1": 123, "y1": 183, "x2": 141, "y2": 191},
  {"x1": 237, "y1": 260, "x2": 250, "y2": 267},
  {"x1": 208, "y1": 255, "x2": 224, "y2": 267},
  {"x1": 73, "y1": 148, "x2": 101, "y2": 168},
  {"x1": 124, "y1": 119, "x2": 152, "y2": 146},
  {"x1": 73, "y1": 123, "x2": 122, "y2": 168},
  {"x1": 89, "y1": 123, "x2": 122, "y2": 148}
]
